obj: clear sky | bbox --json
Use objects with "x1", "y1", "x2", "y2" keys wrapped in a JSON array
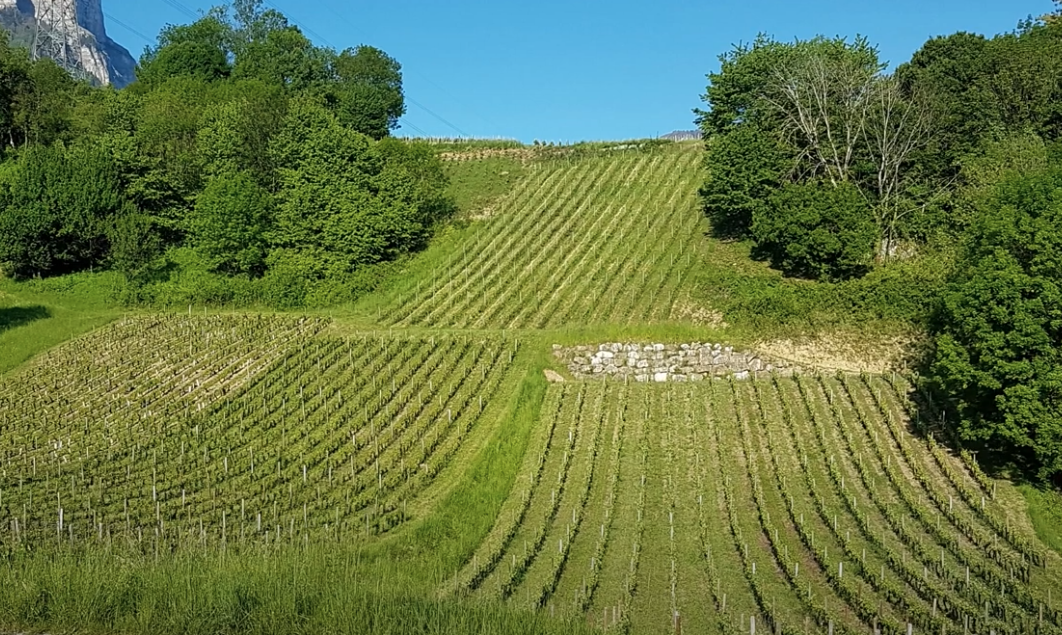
[{"x1": 101, "y1": 0, "x2": 1056, "y2": 143}]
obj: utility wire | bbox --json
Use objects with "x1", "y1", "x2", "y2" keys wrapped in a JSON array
[
  {"x1": 400, "y1": 119, "x2": 429, "y2": 136},
  {"x1": 158, "y1": 0, "x2": 199, "y2": 21},
  {"x1": 103, "y1": 12, "x2": 155, "y2": 45},
  {"x1": 264, "y1": 0, "x2": 471, "y2": 138},
  {"x1": 405, "y1": 97, "x2": 469, "y2": 137},
  {"x1": 261, "y1": 0, "x2": 332, "y2": 51},
  {"x1": 317, "y1": 0, "x2": 501, "y2": 133}
]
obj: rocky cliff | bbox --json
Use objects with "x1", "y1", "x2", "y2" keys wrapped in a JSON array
[{"x1": 0, "y1": 0, "x2": 136, "y2": 87}]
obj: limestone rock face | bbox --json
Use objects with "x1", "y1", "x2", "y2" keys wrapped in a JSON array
[{"x1": 0, "y1": 0, "x2": 136, "y2": 87}]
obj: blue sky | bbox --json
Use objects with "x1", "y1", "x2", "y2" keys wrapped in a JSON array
[{"x1": 102, "y1": 0, "x2": 1056, "y2": 143}]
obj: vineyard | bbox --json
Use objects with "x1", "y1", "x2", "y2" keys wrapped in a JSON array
[
  {"x1": 0, "y1": 314, "x2": 520, "y2": 548},
  {"x1": 1, "y1": 140, "x2": 1061, "y2": 635},
  {"x1": 378, "y1": 143, "x2": 706, "y2": 329},
  {"x1": 449, "y1": 374, "x2": 1062, "y2": 634}
]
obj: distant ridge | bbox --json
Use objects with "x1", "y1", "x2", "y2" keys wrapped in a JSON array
[{"x1": 661, "y1": 130, "x2": 701, "y2": 141}]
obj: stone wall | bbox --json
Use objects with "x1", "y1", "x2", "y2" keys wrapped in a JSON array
[{"x1": 553, "y1": 342, "x2": 799, "y2": 382}]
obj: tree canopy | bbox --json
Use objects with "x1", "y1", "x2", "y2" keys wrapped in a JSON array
[
  {"x1": 698, "y1": 10, "x2": 1062, "y2": 482},
  {"x1": 0, "y1": 0, "x2": 444, "y2": 308}
]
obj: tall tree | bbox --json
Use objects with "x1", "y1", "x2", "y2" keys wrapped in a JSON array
[
  {"x1": 137, "y1": 14, "x2": 234, "y2": 85},
  {"x1": 927, "y1": 167, "x2": 1062, "y2": 482},
  {"x1": 189, "y1": 171, "x2": 272, "y2": 276},
  {"x1": 325, "y1": 46, "x2": 405, "y2": 139},
  {"x1": 269, "y1": 97, "x2": 447, "y2": 273},
  {"x1": 197, "y1": 79, "x2": 288, "y2": 183},
  {"x1": 232, "y1": 25, "x2": 328, "y2": 91},
  {"x1": 0, "y1": 145, "x2": 130, "y2": 277}
]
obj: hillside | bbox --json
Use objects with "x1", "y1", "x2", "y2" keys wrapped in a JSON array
[
  {"x1": 374, "y1": 142, "x2": 707, "y2": 329},
  {"x1": 1, "y1": 140, "x2": 1061, "y2": 635}
]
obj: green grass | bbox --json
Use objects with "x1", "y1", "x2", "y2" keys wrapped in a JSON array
[
  {"x1": 0, "y1": 271, "x2": 124, "y2": 374},
  {"x1": 1020, "y1": 484, "x2": 1062, "y2": 556},
  {"x1": 446, "y1": 155, "x2": 528, "y2": 216},
  {"x1": 392, "y1": 345, "x2": 553, "y2": 578},
  {"x1": 0, "y1": 139, "x2": 1059, "y2": 635},
  {"x1": 0, "y1": 546, "x2": 594, "y2": 635}
]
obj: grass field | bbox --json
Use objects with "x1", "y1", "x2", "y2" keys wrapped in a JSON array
[{"x1": 1, "y1": 140, "x2": 1060, "y2": 635}]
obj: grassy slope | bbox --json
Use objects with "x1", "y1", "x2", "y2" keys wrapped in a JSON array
[
  {"x1": 0, "y1": 336, "x2": 593, "y2": 635},
  {"x1": 1, "y1": 139, "x2": 1060, "y2": 634},
  {"x1": 0, "y1": 272, "x2": 124, "y2": 375}
]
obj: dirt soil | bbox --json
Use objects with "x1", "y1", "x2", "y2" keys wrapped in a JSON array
[{"x1": 756, "y1": 331, "x2": 923, "y2": 374}]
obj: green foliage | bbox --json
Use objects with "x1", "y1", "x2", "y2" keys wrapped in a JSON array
[
  {"x1": 960, "y1": 132, "x2": 1049, "y2": 192},
  {"x1": 232, "y1": 26, "x2": 327, "y2": 91},
  {"x1": 926, "y1": 168, "x2": 1062, "y2": 482},
  {"x1": 899, "y1": 23, "x2": 1062, "y2": 182},
  {"x1": 700, "y1": 251, "x2": 944, "y2": 335},
  {"x1": 895, "y1": 32, "x2": 994, "y2": 179},
  {"x1": 136, "y1": 14, "x2": 234, "y2": 86},
  {"x1": 0, "y1": 32, "x2": 76, "y2": 152},
  {"x1": 196, "y1": 80, "x2": 287, "y2": 182},
  {"x1": 696, "y1": 34, "x2": 794, "y2": 135},
  {"x1": 752, "y1": 181, "x2": 877, "y2": 281},
  {"x1": 325, "y1": 46, "x2": 405, "y2": 139},
  {"x1": 697, "y1": 35, "x2": 906, "y2": 278},
  {"x1": 270, "y1": 98, "x2": 449, "y2": 277},
  {"x1": 700, "y1": 123, "x2": 787, "y2": 238},
  {"x1": 125, "y1": 76, "x2": 216, "y2": 233},
  {"x1": 189, "y1": 172, "x2": 273, "y2": 276},
  {"x1": 0, "y1": 145, "x2": 131, "y2": 278},
  {"x1": 108, "y1": 212, "x2": 161, "y2": 282},
  {"x1": 138, "y1": 40, "x2": 231, "y2": 84},
  {"x1": 0, "y1": 0, "x2": 421, "y2": 308}
]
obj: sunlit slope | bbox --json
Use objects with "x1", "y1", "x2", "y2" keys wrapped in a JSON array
[
  {"x1": 382, "y1": 144, "x2": 705, "y2": 329},
  {"x1": 0, "y1": 315, "x2": 519, "y2": 544},
  {"x1": 447, "y1": 375, "x2": 1059, "y2": 635}
]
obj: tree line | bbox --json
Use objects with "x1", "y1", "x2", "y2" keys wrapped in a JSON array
[
  {"x1": 697, "y1": 3, "x2": 1062, "y2": 484},
  {"x1": 0, "y1": 0, "x2": 453, "y2": 307}
]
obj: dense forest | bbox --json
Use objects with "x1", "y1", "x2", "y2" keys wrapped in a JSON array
[
  {"x1": 697, "y1": 3, "x2": 1062, "y2": 484},
  {"x1": 0, "y1": 0, "x2": 452, "y2": 308}
]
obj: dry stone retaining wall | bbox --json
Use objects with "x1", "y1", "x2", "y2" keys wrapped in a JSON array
[{"x1": 553, "y1": 342, "x2": 799, "y2": 382}]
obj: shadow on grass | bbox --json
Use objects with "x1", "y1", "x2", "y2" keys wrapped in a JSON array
[{"x1": 0, "y1": 305, "x2": 50, "y2": 335}]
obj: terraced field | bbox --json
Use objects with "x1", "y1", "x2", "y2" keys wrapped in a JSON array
[{"x1": 381, "y1": 144, "x2": 706, "y2": 328}]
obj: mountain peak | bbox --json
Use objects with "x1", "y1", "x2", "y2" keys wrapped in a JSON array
[
  {"x1": 0, "y1": 0, "x2": 136, "y2": 87},
  {"x1": 660, "y1": 130, "x2": 701, "y2": 141}
]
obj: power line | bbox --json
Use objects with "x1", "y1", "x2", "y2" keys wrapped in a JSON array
[
  {"x1": 317, "y1": 0, "x2": 501, "y2": 132},
  {"x1": 103, "y1": 12, "x2": 155, "y2": 45},
  {"x1": 400, "y1": 119, "x2": 429, "y2": 136},
  {"x1": 261, "y1": 0, "x2": 332, "y2": 50},
  {"x1": 263, "y1": 1, "x2": 471, "y2": 138},
  {"x1": 158, "y1": 0, "x2": 199, "y2": 21},
  {"x1": 405, "y1": 97, "x2": 469, "y2": 137}
]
